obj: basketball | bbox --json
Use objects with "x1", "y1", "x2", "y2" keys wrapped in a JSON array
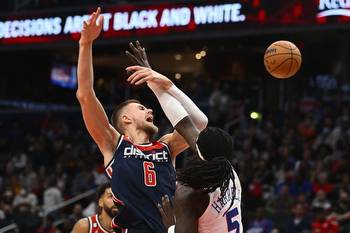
[{"x1": 264, "y1": 40, "x2": 302, "y2": 79}]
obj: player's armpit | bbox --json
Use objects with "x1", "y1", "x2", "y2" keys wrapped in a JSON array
[{"x1": 71, "y1": 218, "x2": 89, "y2": 233}]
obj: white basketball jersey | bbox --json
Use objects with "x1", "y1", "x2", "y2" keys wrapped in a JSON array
[{"x1": 198, "y1": 168, "x2": 242, "y2": 233}]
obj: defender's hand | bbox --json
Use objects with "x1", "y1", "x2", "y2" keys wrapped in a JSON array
[
  {"x1": 125, "y1": 41, "x2": 151, "y2": 68},
  {"x1": 157, "y1": 195, "x2": 175, "y2": 229},
  {"x1": 79, "y1": 7, "x2": 104, "y2": 45},
  {"x1": 126, "y1": 66, "x2": 173, "y2": 90}
]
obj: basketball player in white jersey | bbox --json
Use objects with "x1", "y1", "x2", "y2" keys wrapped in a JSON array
[
  {"x1": 72, "y1": 183, "x2": 122, "y2": 233},
  {"x1": 157, "y1": 127, "x2": 243, "y2": 233}
]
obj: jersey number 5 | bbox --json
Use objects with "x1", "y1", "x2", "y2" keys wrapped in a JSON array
[
  {"x1": 143, "y1": 162, "x2": 157, "y2": 187},
  {"x1": 226, "y1": 207, "x2": 240, "y2": 232}
]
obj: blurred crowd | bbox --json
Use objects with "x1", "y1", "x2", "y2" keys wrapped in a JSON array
[{"x1": 1, "y1": 76, "x2": 350, "y2": 233}]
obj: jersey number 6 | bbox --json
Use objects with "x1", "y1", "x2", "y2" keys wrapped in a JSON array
[{"x1": 143, "y1": 161, "x2": 157, "y2": 187}]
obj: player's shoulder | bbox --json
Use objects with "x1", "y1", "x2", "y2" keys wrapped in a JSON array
[
  {"x1": 175, "y1": 183, "x2": 209, "y2": 216},
  {"x1": 72, "y1": 217, "x2": 90, "y2": 233}
]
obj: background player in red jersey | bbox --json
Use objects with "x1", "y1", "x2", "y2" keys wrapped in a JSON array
[
  {"x1": 77, "y1": 7, "x2": 207, "y2": 233},
  {"x1": 72, "y1": 183, "x2": 121, "y2": 233}
]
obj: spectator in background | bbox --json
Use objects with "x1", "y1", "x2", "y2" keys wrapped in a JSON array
[
  {"x1": 312, "y1": 172, "x2": 334, "y2": 195},
  {"x1": 37, "y1": 215, "x2": 59, "y2": 233},
  {"x1": 332, "y1": 189, "x2": 350, "y2": 232},
  {"x1": 312, "y1": 207, "x2": 339, "y2": 233},
  {"x1": 247, "y1": 207, "x2": 273, "y2": 233},
  {"x1": 68, "y1": 204, "x2": 84, "y2": 227},
  {"x1": 13, "y1": 203, "x2": 41, "y2": 233},
  {"x1": 13, "y1": 188, "x2": 38, "y2": 210},
  {"x1": 267, "y1": 185, "x2": 295, "y2": 214},
  {"x1": 286, "y1": 203, "x2": 311, "y2": 233},
  {"x1": 43, "y1": 177, "x2": 63, "y2": 214},
  {"x1": 71, "y1": 165, "x2": 94, "y2": 196},
  {"x1": 311, "y1": 190, "x2": 332, "y2": 211}
]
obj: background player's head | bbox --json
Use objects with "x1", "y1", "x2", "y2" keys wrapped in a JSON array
[
  {"x1": 96, "y1": 183, "x2": 118, "y2": 218},
  {"x1": 196, "y1": 127, "x2": 234, "y2": 161},
  {"x1": 111, "y1": 99, "x2": 158, "y2": 137},
  {"x1": 177, "y1": 127, "x2": 236, "y2": 213}
]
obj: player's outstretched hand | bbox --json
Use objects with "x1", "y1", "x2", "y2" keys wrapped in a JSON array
[
  {"x1": 80, "y1": 7, "x2": 104, "y2": 44},
  {"x1": 125, "y1": 41, "x2": 151, "y2": 68},
  {"x1": 157, "y1": 195, "x2": 175, "y2": 229},
  {"x1": 126, "y1": 66, "x2": 173, "y2": 90}
]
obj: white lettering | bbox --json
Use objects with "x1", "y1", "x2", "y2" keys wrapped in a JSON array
[
  {"x1": 52, "y1": 17, "x2": 62, "y2": 35},
  {"x1": 318, "y1": 0, "x2": 350, "y2": 17},
  {"x1": 319, "y1": 0, "x2": 350, "y2": 10},
  {"x1": 194, "y1": 3, "x2": 245, "y2": 25},
  {"x1": 113, "y1": 12, "x2": 125, "y2": 31},
  {"x1": 10, "y1": 20, "x2": 20, "y2": 38},
  {"x1": 0, "y1": 22, "x2": 4, "y2": 39},
  {"x1": 138, "y1": 10, "x2": 149, "y2": 29},
  {"x1": 160, "y1": 7, "x2": 191, "y2": 27},
  {"x1": 148, "y1": 10, "x2": 158, "y2": 28},
  {"x1": 0, "y1": 17, "x2": 63, "y2": 38},
  {"x1": 63, "y1": 16, "x2": 73, "y2": 34},
  {"x1": 113, "y1": 10, "x2": 158, "y2": 31},
  {"x1": 101, "y1": 13, "x2": 112, "y2": 31},
  {"x1": 23, "y1": 19, "x2": 31, "y2": 36}
]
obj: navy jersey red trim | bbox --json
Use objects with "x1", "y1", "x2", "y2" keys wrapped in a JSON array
[{"x1": 105, "y1": 135, "x2": 175, "y2": 233}]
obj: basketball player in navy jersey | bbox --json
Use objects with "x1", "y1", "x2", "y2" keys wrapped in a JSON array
[
  {"x1": 157, "y1": 128, "x2": 243, "y2": 233},
  {"x1": 77, "y1": 8, "x2": 207, "y2": 233},
  {"x1": 72, "y1": 183, "x2": 121, "y2": 233}
]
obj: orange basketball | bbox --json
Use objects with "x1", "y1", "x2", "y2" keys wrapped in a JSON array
[{"x1": 264, "y1": 40, "x2": 302, "y2": 79}]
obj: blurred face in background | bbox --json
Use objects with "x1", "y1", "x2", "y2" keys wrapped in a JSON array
[{"x1": 99, "y1": 188, "x2": 118, "y2": 218}]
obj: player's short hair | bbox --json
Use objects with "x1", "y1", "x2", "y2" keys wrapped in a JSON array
[
  {"x1": 96, "y1": 182, "x2": 111, "y2": 203},
  {"x1": 197, "y1": 127, "x2": 234, "y2": 161},
  {"x1": 110, "y1": 99, "x2": 141, "y2": 133}
]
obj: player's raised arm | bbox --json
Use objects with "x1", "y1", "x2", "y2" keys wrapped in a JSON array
[
  {"x1": 125, "y1": 65, "x2": 200, "y2": 157},
  {"x1": 76, "y1": 7, "x2": 119, "y2": 164},
  {"x1": 126, "y1": 42, "x2": 208, "y2": 131},
  {"x1": 125, "y1": 42, "x2": 208, "y2": 157}
]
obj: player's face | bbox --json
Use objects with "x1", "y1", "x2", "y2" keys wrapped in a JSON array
[
  {"x1": 101, "y1": 188, "x2": 119, "y2": 218},
  {"x1": 124, "y1": 103, "x2": 158, "y2": 136}
]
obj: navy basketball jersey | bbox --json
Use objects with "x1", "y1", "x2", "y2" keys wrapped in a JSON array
[{"x1": 105, "y1": 135, "x2": 175, "y2": 233}]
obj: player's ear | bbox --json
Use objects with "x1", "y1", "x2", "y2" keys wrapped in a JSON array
[
  {"x1": 122, "y1": 114, "x2": 132, "y2": 124},
  {"x1": 98, "y1": 198, "x2": 103, "y2": 209}
]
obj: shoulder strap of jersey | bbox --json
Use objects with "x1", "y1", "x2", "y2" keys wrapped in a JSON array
[{"x1": 87, "y1": 215, "x2": 93, "y2": 233}]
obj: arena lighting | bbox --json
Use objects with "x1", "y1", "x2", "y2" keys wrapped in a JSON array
[
  {"x1": 200, "y1": 50, "x2": 206, "y2": 57},
  {"x1": 175, "y1": 73, "x2": 182, "y2": 79},
  {"x1": 195, "y1": 53, "x2": 202, "y2": 60},
  {"x1": 174, "y1": 54, "x2": 182, "y2": 61},
  {"x1": 250, "y1": 111, "x2": 261, "y2": 120}
]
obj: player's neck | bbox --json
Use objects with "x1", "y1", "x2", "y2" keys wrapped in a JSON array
[
  {"x1": 124, "y1": 129, "x2": 150, "y2": 144},
  {"x1": 98, "y1": 212, "x2": 113, "y2": 232}
]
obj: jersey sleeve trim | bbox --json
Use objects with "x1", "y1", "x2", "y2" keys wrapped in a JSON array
[
  {"x1": 95, "y1": 214, "x2": 111, "y2": 233},
  {"x1": 87, "y1": 216, "x2": 92, "y2": 233},
  {"x1": 104, "y1": 135, "x2": 124, "y2": 169}
]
